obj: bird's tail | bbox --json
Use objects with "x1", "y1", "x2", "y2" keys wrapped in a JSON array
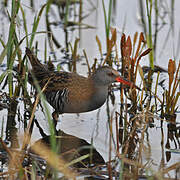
[
  {"x1": 25, "y1": 48, "x2": 48, "y2": 72},
  {"x1": 25, "y1": 48, "x2": 50, "y2": 86}
]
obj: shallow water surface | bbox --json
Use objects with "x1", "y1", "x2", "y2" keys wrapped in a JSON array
[{"x1": 0, "y1": 0, "x2": 179, "y2": 179}]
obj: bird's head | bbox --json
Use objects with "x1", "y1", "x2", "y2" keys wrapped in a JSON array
[
  {"x1": 91, "y1": 66, "x2": 121, "y2": 86},
  {"x1": 91, "y1": 66, "x2": 140, "y2": 90}
]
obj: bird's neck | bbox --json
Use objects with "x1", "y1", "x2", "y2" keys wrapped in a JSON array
[{"x1": 87, "y1": 77, "x2": 109, "y2": 110}]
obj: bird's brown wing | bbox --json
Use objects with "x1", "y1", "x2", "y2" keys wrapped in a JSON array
[{"x1": 44, "y1": 71, "x2": 95, "y2": 113}]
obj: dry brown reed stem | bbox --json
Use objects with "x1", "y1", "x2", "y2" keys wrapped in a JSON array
[
  {"x1": 71, "y1": 38, "x2": 80, "y2": 73},
  {"x1": 96, "y1": 35, "x2": 103, "y2": 59},
  {"x1": 149, "y1": 89, "x2": 163, "y2": 104},
  {"x1": 108, "y1": 113, "x2": 114, "y2": 180},
  {"x1": 114, "y1": 41, "x2": 119, "y2": 65},
  {"x1": 102, "y1": 29, "x2": 116, "y2": 66},
  {"x1": 31, "y1": 141, "x2": 77, "y2": 179},
  {"x1": 116, "y1": 153, "x2": 143, "y2": 168},
  {"x1": 83, "y1": 49, "x2": 91, "y2": 75},
  {"x1": 162, "y1": 162, "x2": 180, "y2": 174},
  {"x1": 24, "y1": 167, "x2": 29, "y2": 180},
  {"x1": 134, "y1": 33, "x2": 144, "y2": 61},
  {"x1": 123, "y1": 124, "x2": 138, "y2": 155},
  {"x1": 21, "y1": 78, "x2": 52, "y2": 151},
  {"x1": 171, "y1": 61, "x2": 180, "y2": 96},
  {"x1": 111, "y1": 28, "x2": 119, "y2": 65},
  {"x1": 131, "y1": 110, "x2": 177, "y2": 125},
  {"x1": 135, "y1": 48, "x2": 152, "y2": 82},
  {"x1": 137, "y1": 124, "x2": 147, "y2": 166},
  {"x1": 166, "y1": 61, "x2": 179, "y2": 115},
  {"x1": 132, "y1": 32, "x2": 138, "y2": 56},
  {"x1": 168, "y1": 59, "x2": 176, "y2": 94}
]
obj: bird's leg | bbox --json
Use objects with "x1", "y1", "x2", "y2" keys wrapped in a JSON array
[
  {"x1": 52, "y1": 111, "x2": 59, "y2": 127},
  {"x1": 52, "y1": 111, "x2": 59, "y2": 121}
]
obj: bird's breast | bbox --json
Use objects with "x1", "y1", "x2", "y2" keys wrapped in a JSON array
[{"x1": 62, "y1": 86, "x2": 108, "y2": 113}]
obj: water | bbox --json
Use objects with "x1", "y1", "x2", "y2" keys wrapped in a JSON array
[{"x1": 0, "y1": 0, "x2": 179, "y2": 179}]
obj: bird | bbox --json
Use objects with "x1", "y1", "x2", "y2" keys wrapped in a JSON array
[{"x1": 25, "y1": 48, "x2": 139, "y2": 123}]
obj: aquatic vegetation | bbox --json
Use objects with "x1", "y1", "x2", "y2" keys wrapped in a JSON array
[
  {"x1": 165, "y1": 59, "x2": 180, "y2": 118},
  {"x1": 0, "y1": 0, "x2": 179, "y2": 179}
]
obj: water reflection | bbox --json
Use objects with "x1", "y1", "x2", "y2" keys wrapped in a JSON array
[
  {"x1": 6, "y1": 100, "x2": 19, "y2": 149},
  {"x1": 30, "y1": 124, "x2": 105, "y2": 168},
  {"x1": 0, "y1": 0, "x2": 179, "y2": 179}
]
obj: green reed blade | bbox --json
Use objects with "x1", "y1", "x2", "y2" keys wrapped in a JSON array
[
  {"x1": 19, "y1": 4, "x2": 28, "y2": 47},
  {"x1": 0, "y1": 47, "x2": 7, "y2": 65},
  {"x1": 102, "y1": 0, "x2": 108, "y2": 38},
  {"x1": 65, "y1": 0, "x2": 70, "y2": 26},
  {"x1": 29, "y1": 4, "x2": 46, "y2": 47},
  {"x1": 146, "y1": 0, "x2": 154, "y2": 69},
  {"x1": 6, "y1": 0, "x2": 20, "y2": 97}
]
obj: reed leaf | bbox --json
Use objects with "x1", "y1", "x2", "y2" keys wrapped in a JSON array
[
  {"x1": 19, "y1": 4, "x2": 28, "y2": 46},
  {"x1": 0, "y1": 47, "x2": 7, "y2": 65},
  {"x1": 29, "y1": 4, "x2": 47, "y2": 47},
  {"x1": 96, "y1": 35, "x2": 103, "y2": 58}
]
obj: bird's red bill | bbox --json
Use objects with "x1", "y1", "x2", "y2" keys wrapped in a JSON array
[
  {"x1": 115, "y1": 76, "x2": 132, "y2": 86},
  {"x1": 115, "y1": 76, "x2": 141, "y2": 90}
]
